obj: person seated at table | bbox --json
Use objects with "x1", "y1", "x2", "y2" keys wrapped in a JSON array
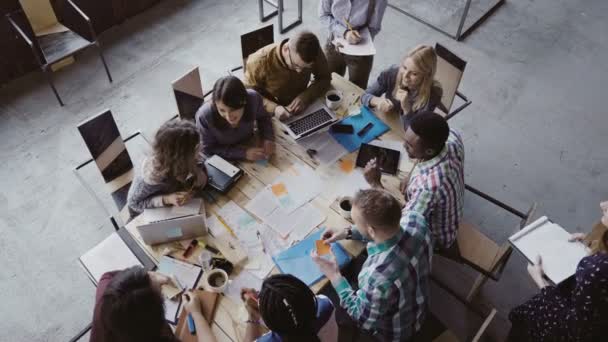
[
  {"x1": 312, "y1": 189, "x2": 432, "y2": 342},
  {"x1": 90, "y1": 266, "x2": 217, "y2": 342},
  {"x1": 240, "y1": 274, "x2": 338, "y2": 342},
  {"x1": 244, "y1": 30, "x2": 331, "y2": 121},
  {"x1": 127, "y1": 120, "x2": 207, "y2": 216},
  {"x1": 196, "y1": 76, "x2": 275, "y2": 161},
  {"x1": 362, "y1": 45, "x2": 445, "y2": 130},
  {"x1": 364, "y1": 112, "x2": 464, "y2": 251},
  {"x1": 508, "y1": 223, "x2": 608, "y2": 342}
]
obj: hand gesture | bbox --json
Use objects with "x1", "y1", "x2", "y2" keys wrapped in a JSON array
[
  {"x1": 287, "y1": 97, "x2": 305, "y2": 115},
  {"x1": 322, "y1": 227, "x2": 348, "y2": 244},
  {"x1": 311, "y1": 250, "x2": 341, "y2": 282},
  {"x1": 246, "y1": 147, "x2": 267, "y2": 161},
  {"x1": 568, "y1": 233, "x2": 587, "y2": 243},
  {"x1": 363, "y1": 158, "x2": 382, "y2": 188},
  {"x1": 164, "y1": 191, "x2": 192, "y2": 206},
  {"x1": 375, "y1": 98, "x2": 394, "y2": 113},
  {"x1": 345, "y1": 30, "x2": 361, "y2": 45},
  {"x1": 241, "y1": 288, "x2": 261, "y2": 320},
  {"x1": 527, "y1": 255, "x2": 549, "y2": 289},
  {"x1": 274, "y1": 106, "x2": 292, "y2": 121},
  {"x1": 182, "y1": 290, "x2": 203, "y2": 315}
]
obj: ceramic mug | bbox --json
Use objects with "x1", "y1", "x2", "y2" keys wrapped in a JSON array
[{"x1": 326, "y1": 90, "x2": 343, "y2": 110}]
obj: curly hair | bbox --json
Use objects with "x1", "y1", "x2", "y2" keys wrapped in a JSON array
[{"x1": 151, "y1": 119, "x2": 201, "y2": 183}]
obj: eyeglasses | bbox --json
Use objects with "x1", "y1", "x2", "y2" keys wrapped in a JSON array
[{"x1": 287, "y1": 46, "x2": 311, "y2": 72}]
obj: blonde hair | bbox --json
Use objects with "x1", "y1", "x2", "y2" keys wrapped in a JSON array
[{"x1": 404, "y1": 45, "x2": 438, "y2": 112}]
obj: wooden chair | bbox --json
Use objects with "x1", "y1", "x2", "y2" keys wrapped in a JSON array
[
  {"x1": 435, "y1": 43, "x2": 471, "y2": 120},
  {"x1": 171, "y1": 67, "x2": 212, "y2": 121},
  {"x1": 74, "y1": 110, "x2": 149, "y2": 230},
  {"x1": 432, "y1": 309, "x2": 497, "y2": 342},
  {"x1": 437, "y1": 185, "x2": 538, "y2": 302},
  {"x1": 228, "y1": 24, "x2": 274, "y2": 76},
  {"x1": 5, "y1": 0, "x2": 112, "y2": 106}
]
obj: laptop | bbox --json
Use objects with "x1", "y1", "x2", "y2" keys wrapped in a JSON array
[
  {"x1": 137, "y1": 209, "x2": 207, "y2": 245},
  {"x1": 282, "y1": 100, "x2": 338, "y2": 140}
]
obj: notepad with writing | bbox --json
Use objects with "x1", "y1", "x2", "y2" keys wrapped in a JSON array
[
  {"x1": 509, "y1": 216, "x2": 590, "y2": 284},
  {"x1": 273, "y1": 229, "x2": 351, "y2": 286}
]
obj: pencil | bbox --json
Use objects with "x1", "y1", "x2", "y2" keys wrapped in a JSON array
[
  {"x1": 343, "y1": 17, "x2": 361, "y2": 38},
  {"x1": 216, "y1": 214, "x2": 238, "y2": 238}
]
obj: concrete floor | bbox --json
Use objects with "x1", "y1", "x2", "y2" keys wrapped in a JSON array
[{"x1": 1, "y1": 0, "x2": 606, "y2": 340}]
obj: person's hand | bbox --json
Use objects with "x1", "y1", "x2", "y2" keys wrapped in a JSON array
[
  {"x1": 241, "y1": 288, "x2": 261, "y2": 320},
  {"x1": 311, "y1": 250, "x2": 341, "y2": 283},
  {"x1": 263, "y1": 140, "x2": 275, "y2": 158},
  {"x1": 163, "y1": 191, "x2": 192, "y2": 206},
  {"x1": 193, "y1": 168, "x2": 208, "y2": 188},
  {"x1": 182, "y1": 290, "x2": 203, "y2": 315},
  {"x1": 322, "y1": 227, "x2": 348, "y2": 244},
  {"x1": 527, "y1": 255, "x2": 549, "y2": 289},
  {"x1": 569, "y1": 233, "x2": 587, "y2": 243},
  {"x1": 363, "y1": 158, "x2": 382, "y2": 188},
  {"x1": 148, "y1": 272, "x2": 171, "y2": 287},
  {"x1": 373, "y1": 97, "x2": 394, "y2": 113},
  {"x1": 345, "y1": 30, "x2": 361, "y2": 45},
  {"x1": 274, "y1": 106, "x2": 291, "y2": 121},
  {"x1": 286, "y1": 97, "x2": 305, "y2": 114},
  {"x1": 246, "y1": 147, "x2": 267, "y2": 161}
]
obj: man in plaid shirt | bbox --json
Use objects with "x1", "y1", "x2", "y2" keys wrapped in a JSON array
[
  {"x1": 364, "y1": 112, "x2": 464, "y2": 250},
  {"x1": 313, "y1": 189, "x2": 432, "y2": 341}
]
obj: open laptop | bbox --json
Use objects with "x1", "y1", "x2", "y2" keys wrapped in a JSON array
[
  {"x1": 137, "y1": 205, "x2": 207, "y2": 245},
  {"x1": 282, "y1": 100, "x2": 338, "y2": 140}
]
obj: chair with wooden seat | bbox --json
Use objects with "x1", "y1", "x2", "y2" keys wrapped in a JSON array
[
  {"x1": 228, "y1": 24, "x2": 274, "y2": 77},
  {"x1": 5, "y1": 0, "x2": 112, "y2": 106},
  {"x1": 437, "y1": 185, "x2": 538, "y2": 302},
  {"x1": 434, "y1": 43, "x2": 471, "y2": 120},
  {"x1": 74, "y1": 110, "x2": 149, "y2": 230},
  {"x1": 171, "y1": 67, "x2": 212, "y2": 121}
]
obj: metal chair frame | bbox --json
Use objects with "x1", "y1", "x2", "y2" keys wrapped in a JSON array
[{"x1": 257, "y1": 0, "x2": 302, "y2": 34}]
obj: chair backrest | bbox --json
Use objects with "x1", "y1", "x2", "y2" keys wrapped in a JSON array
[
  {"x1": 241, "y1": 24, "x2": 274, "y2": 71},
  {"x1": 172, "y1": 67, "x2": 205, "y2": 121},
  {"x1": 435, "y1": 43, "x2": 466, "y2": 114},
  {"x1": 77, "y1": 110, "x2": 133, "y2": 210},
  {"x1": 457, "y1": 222, "x2": 500, "y2": 275}
]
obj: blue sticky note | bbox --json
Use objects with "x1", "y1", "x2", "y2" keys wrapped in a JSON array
[
  {"x1": 329, "y1": 106, "x2": 390, "y2": 152},
  {"x1": 165, "y1": 227, "x2": 183, "y2": 239},
  {"x1": 273, "y1": 229, "x2": 351, "y2": 286}
]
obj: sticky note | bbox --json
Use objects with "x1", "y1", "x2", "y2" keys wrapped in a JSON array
[
  {"x1": 339, "y1": 159, "x2": 355, "y2": 174},
  {"x1": 271, "y1": 182, "x2": 288, "y2": 196},
  {"x1": 315, "y1": 240, "x2": 330, "y2": 256},
  {"x1": 166, "y1": 227, "x2": 183, "y2": 239}
]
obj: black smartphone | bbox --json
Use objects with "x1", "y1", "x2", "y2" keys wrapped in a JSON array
[
  {"x1": 357, "y1": 122, "x2": 374, "y2": 137},
  {"x1": 330, "y1": 123, "x2": 354, "y2": 134}
]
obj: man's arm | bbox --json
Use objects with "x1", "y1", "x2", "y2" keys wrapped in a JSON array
[
  {"x1": 244, "y1": 52, "x2": 281, "y2": 114},
  {"x1": 368, "y1": 0, "x2": 388, "y2": 38},
  {"x1": 297, "y1": 51, "x2": 332, "y2": 106}
]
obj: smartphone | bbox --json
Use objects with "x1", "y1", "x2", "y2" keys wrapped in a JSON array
[
  {"x1": 330, "y1": 123, "x2": 354, "y2": 134},
  {"x1": 357, "y1": 122, "x2": 374, "y2": 137}
]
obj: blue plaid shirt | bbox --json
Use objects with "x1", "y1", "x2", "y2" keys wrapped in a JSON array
[{"x1": 333, "y1": 210, "x2": 433, "y2": 341}]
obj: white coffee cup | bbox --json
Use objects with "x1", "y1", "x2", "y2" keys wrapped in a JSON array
[
  {"x1": 337, "y1": 196, "x2": 353, "y2": 220},
  {"x1": 201, "y1": 268, "x2": 229, "y2": 293},
  {"x1": 326, "y1": 90, "x2": 343, "y2": 110}
]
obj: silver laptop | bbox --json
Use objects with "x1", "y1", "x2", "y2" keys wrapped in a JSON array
[
  {"x1": 137, "y1": 213, "x2": 207, "y2": 245},
  {"x1": 282, "y1": 100, "x2": 338, "y2": 140}
]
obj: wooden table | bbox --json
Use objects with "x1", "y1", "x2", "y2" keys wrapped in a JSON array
[{"x1": 124, "y1": 73, "x2": 413, "y2": 341}]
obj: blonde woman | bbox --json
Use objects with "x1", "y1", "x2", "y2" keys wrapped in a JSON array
[{"x1": 362, "y1": 45, "x2": 445, "y2": 130}]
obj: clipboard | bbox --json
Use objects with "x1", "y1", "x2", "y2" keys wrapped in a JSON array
[{"x1": 174, "y1": 290, "x2": 219, "y2": 341}]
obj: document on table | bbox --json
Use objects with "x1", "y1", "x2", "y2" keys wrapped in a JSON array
[
  {"x1": 333, "y1": 27, "x2": 376, "y2": 56},
  {"x1": 368, "y1": 139, "x2": 416, "y2": 173},
  {"x1": 225, "y1": 270, "x2": 264, "y2": 304},
  {"x1": 157, "y1": 256, "x2": 203, "y2": 324},
  {"x1": 218, "y1": 201, "x2": 261, "y2": 249},
  {"x1": 509, "y1": 216, "x2": 590, "y2": 284},
  {"x1": 298, "y1": 130, "x2": 348, "y2": 165},
  {"x1": 143, "y1": 198, "x2": 203, "y2": 223},
  {"x1": 269, "y1": 164, "x2": 323, "y2": 214},
  {"x1": 79, "y1": 232, "x2": 143, "y2": 284}
]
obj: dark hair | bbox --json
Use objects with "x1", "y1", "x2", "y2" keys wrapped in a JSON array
[
  {"x1": 410, "y1": 112, "x2": 450, "y2": 152},
  {"x1": 353, "y1": 189, "x2": 402, "y2": 232},
  {"x1": 211, "y1": 76, "x2": 251, "y2": 129},
  {"x1": 100, "y1": 267, "x2": 174, "y2": 342},
  {"x1": 292, "y1": 31, "x2": 321, "y2": 64},
  {"x1": 152, "y1": 119, "x2": 201, "y2": 183},
  {"x1": 601, "y1": 229, "x2": 608, "y2": 253},
  {"x1": 259, "y1": 274, "x2": 320, "y2": 342}
]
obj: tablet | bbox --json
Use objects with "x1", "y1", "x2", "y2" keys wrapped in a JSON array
[{"x1": 355, "y1": 143, "x2": 400, "y2": 175}]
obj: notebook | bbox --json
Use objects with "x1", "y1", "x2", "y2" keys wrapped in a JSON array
[
  {"x1": 79, "y1": 232, "x2": 143, "y2": 284},
  {"x1": 174, "y1": 290, "x2": 219, "y2": 342},
  {"x1": 509, "y1": 216, "x2": 590, "y2": 284},
  {"x1": 204, "y1": 155, "x2": 243, "y2": 193},
  {"x1": 273, "y1": 229, "x2": 351, "y2": 286}
]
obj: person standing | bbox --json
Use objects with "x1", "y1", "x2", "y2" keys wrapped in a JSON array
[{"x1": 319, "y1": 0, "x2": 388, "y2": 89}]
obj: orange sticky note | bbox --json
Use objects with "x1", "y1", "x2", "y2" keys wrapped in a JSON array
[
  {"x1": 316, "y1": 240, "x2": 330, "y2": 256},
  {"x1": 339, "y1": 159, "x2": 355, "y2": 173},
  {"x1": 271, "y1": 182, "x2": 288, "y2": 196}
]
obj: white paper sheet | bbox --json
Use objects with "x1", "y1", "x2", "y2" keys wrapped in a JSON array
[
  {"x1": 225, "y1": 270, "x2": 264, "y2": 304},
  {"x1": 218, "y1": 201, "x2": 261, "y2": 248},
  {"x1": 297, "y1": 131, "x2": 348, "y2": 165},
  {"x1": 510, "y1": 216, "x2": 590, "y2": 284},
  {"x1": 157, "y1": 256, "x2": 202, "y2": 322},
  {"x1": 245, "y1": 189, "x2": 278, "y2": 220},
  {"x1": 333, "y1": 27, "x2": 376, "y2": 56},
  {"x1": 270, "y1": 164, "x2": 323, "y2": 213},
  {"x1": 143, "y1": 198, "x2": 202, "y2": 223},
  {"x1": 368, "y1": 139, "x2": 416, "y2": 172},
  {"x1": 286, "y1": 205, "x2": 326, "y2": 245},
  {"x1": 80, "y1": 233, "x2": 143, "y2": 283},
  {"x1": 258, "y1": 224, "x2": 290, "y2": 256}
]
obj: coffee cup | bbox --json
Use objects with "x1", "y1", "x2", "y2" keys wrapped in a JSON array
[
  {"x1": 200, "y1": 268, "x2": 228, "y2": 293},
  {"x1": 326, "y1": 90, "x2": 343, "y2": 110},
  {"x1": 337, "y1": 196, "x2": 353, "y2": 220}
]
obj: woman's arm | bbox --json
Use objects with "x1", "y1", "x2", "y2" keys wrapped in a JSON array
[
  {"x1": 362, "y1": 68, "x2": 392, "y2": 107},
  {"x1": 253, "y1": 92, "x2": 275, "y2": 142}
]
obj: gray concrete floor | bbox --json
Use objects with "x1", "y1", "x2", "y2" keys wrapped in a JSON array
[{"x1": 1, "y1": 0, "x2": 606, "y2": 340}]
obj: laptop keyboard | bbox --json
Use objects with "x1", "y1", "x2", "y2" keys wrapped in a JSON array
[{"x1": 288, "y1": 108, "x2": 334, "y2": 136}]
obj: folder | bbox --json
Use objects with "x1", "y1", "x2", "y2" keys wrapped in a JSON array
[
  {"x1": 329, "y1": 106, "x2": 389, "y2": 152},
  {"x1": 273, "y1": 229, "x2": 351, "y2": 286}
]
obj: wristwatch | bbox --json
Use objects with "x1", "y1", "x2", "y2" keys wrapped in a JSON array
[{"x1": 345, "y1": 227, "x2": 353, "y2": 240}]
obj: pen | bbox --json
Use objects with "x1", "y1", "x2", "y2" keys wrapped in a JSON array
[
  {"x1": 343, "y1": 17, "x2": 361, "y2": 38},
  {"x1": 216, "y1": 214, "x2": 237, "y2": 238}
]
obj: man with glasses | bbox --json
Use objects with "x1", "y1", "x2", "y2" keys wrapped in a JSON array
[{"x1": 244, "y1": 31, "x2": 331, "y2": 121}]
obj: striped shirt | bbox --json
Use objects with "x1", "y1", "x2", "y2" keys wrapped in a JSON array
[
  {"x1": 333, "y1": 210, "x2": 432, "y2": 342},
  {"x1": 405, "y1": 129, "x2": 465, "y2": 249}
]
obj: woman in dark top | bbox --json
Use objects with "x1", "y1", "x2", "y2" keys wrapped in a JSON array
[
  {"x1": 508, "y1": 223, "x2": 608, "y2": 342},
  {"x1": 362, "y1": 45, "x2": 445, "y2": 131},
  {"x1": 196, "y1": 76, "x2": 275, "y2": 161},
  {"x1": 90, "y1": 266, "x2": 216, "y2": 342}
]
